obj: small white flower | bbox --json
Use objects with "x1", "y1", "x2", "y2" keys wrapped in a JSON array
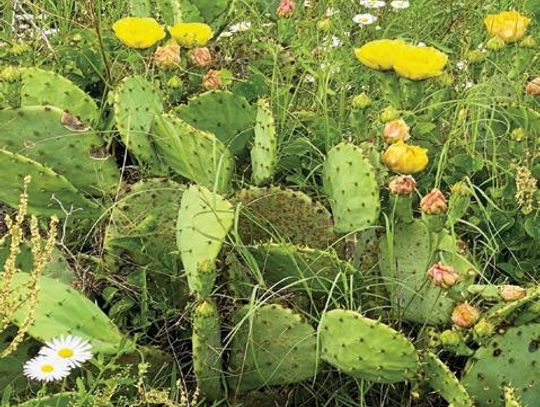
[
  {"x1": 39, "y1": 336, "x2": 93, "y2": 368},
  {"x1": 331, "y1": 36, "x2": 342, "y2": 47},
  {"x1": 417, "y1": 42, "x2": 426, "y2": 47},
  {"x1": 229, "y1": 21, "x2": 252, "y2": 33},
  {"x1": 325, "y1": 7, "x2": 338, "y2": 16},
  {"x1": 353, "y1": 13, "x2": 378, "y2": 26},
  {"x1": 360, "y1": 0, "x2": 386, "y2": 8},
  {"x1": 23, "y1": 356, "x2": 71, "y2": 382},
  {"x1": 375, "y1": 25, "x2": 382, "y2": 30},
  {"x1": 390, "y1": 0, "x2": 410, "y2": 9},
  {"x1": 304, "y1": 0, "x2": 312, "y2": 7},
  {"x1": 456, "y1": 61, "x2": 467, "y2": 70},
  {"x1": 305, "y1": 74, "x2": 316, "y2": 83}
]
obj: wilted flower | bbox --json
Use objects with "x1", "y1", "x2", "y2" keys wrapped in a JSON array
[
  {"x1": 393, "y1": 44, "x2": 448, "y2": 80},
  {"x1": 153, "y1": 43, "x2": 180, "y2": 68},
  {"x1": 277, "y1": 0, "x2": 296, "y2": 17},
  {"x1": 353, "y1": 13, "x2": 378, "y2": 26},
  {"x1": 499, "y1": 285, "x2": 527, "y2": 302},
  {"x1": 526, "y1": 77, "x2": 540, "y2": 96},
  {"x1": 484, "y1": 11, "x2": 531, "y2": 43},
  {"x1": 427, "y1": 263, "x2": 459, "y2": 289},
  {"x1": 354, "y1": 39, "x2": 407, "y2": 70},
  {"x1": 112, "y1": 17, "x2": 165, "y2": 49},
  {"x1": 189, "y1": 47, "x2": 212, "y2": 67},
  {"x1": 383, "y1": 119, "x2": 410, "y2": 144},
  {"x1": 169, "y1": 23, "x2": 213, "y2": 48},
  {"x1": 202, "y1": 69, "x2": 222, "y2": 90},
  {"x1": 420, "y1": 188, "x2": 447, "y2": 215},
  {"x1": 451, "y1": 303, "x2": 480, "y2": 328},
  {"x1": 388, "y1": 175, "x2": 417, "y2": 195},
  {"x1": 390, "y1": 0, "x2": 410, "y2": 9},
  {"x1": 383, "y1": 141, "x2": 429, "y2": 174}
]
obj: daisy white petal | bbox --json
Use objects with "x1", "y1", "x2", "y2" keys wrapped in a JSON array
[
  {"x1": 40, "y1": 335, "x2": 93, "y2": 368},
  {"x1": 390, "y1": 0, "x2": 410, "y2": 9},
  {"x1": 359, "y1": 0, "x2": 386, "y2": 8},
  {"x1": 23, "y1": 356, "x2": 71, "y2": 383},
  {"x1": 353, "y1": 13, "x2": 378, "y2": 26}
]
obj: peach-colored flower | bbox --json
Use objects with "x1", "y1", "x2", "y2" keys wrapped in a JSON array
[
  {"x1": 526, "y1": 77, "x2": 540, "y2": 96},
  {"x1": 451, "y1": 303, "x2": 480, "y2": 328},
  {"x1": 499, "y1": 285, "x2": 527, "y2": 301},
  {"x1": 388, "y1": 175, "x2": 417, "y2": 195},
  {"x1": 427, "y1": 263, "x2": 459, "y2": 289},
  {"x1": 277, "y1": 0, "x2": 296, "y2": 17},
  {"x1": 383, "y1": 119, "x2": 410, "y2": 144},
  {"x1": 189, "y1": 47, "x2": 212, "y2": 67},
  {"x1": 153, "y1": 43, "x2": 180, "y2": 68},
  {"x1": 202, "y1": 69, "x2": 222, "y2": 90},
  {"x1": 420, "y1": 188, "x2": 447, "y2": 215}
]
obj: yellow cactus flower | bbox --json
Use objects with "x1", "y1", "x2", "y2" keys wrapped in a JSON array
[
  {"x1": 168, "y1": 23, "x2": 214, "y2": 48},
  {"x1": 112, "y1": 17, "x2": 165, "y2": 49},
  {"x1": 354, "y1": 39, "x2": 407, "y2": 70},
  {"x1": 382, "y1": 140, "x2": 429, "y2": 174},
  {"x1": 484, "y1": 11, "x2": 531, "y2": 43},
  {"x1": 393, "y1": 45, "x2": 448, "y2": 80}
]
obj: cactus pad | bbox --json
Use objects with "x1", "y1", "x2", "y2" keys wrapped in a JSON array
[
  {"x1": 251, "y1": 98, "x2": 278, "y2": 185},
  {"x1": 0, "y1": 106, "x2": 119, "y2": 195},
  {"x1": 462, "y1": 323, "x2": 540, "y2": 407},
  {"x1": 227, "y1": 303, "x2": 318, "y2": 390},
  {"x1": 234, "y1": 187, "x2": 334, "y2": 248},
  {"x1": 19, "y1": 393, "x2": 80, "y2": 407},
  {"x1": 152, "y1": 114, "x2": 233, "y2": 193},
  {"x1": 323, "y1": 142, "x2": 380, "y2": 233},
  {"x1": 20, "y1": 68, "x2": 100, "y2": 125},
  {"x1": 192, "y1": 300, "x2": 224, "y2": 400},
  {"x1": 175, "y1": 90, "x2": 256, "y2": 156},
  {"x1": 319, "y1": 309, "x2": 419, "y2": 383},
  {"x1": 190, "y1": 0, "x2": 230, "y2": 25},
  {"x1": 176, "y1": 185, "x2": 234, "y2": 298},
  {"x1": 0, "y1": 149, "x2": 98, "y2": 217}
]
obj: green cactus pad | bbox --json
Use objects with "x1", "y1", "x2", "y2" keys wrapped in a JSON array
[
  {"x1": 192, "y1": 299, "x2": 224, "y2": 400},
  {"x1": 152, "y1": 114, "x2": 233, "y2": 193},
  {"x1": 319, "y1": 309, "x2": 419, "y2": 383},
  {"x1": 422, "y1": 351, "x2": 474, "y2": 407},
  {"x1": 251, "y1": 98, "x2": 278, "y2": 185},
  {"x1": 247, "y1": 242, "x2": 357, "y2": 296},
  {"x1": 175, "y1": 90, "x2": 256, "y2": 156},
  {"x1": 0, "y1": 106, "x2": 119, "y2": 195},
  {"x1": 323, "y1": 142, "x2": 380, "y2": 233},
  {"x1": 462, "y1": 323, "x2": 540, "y2": 407},
  {"x1": 128, "y1": 0, "x2": 152, "y2": 16},
  {"x1": 154, "y1": 0, "x2": 183, "y2": 24},
  {"x1": 190, "y1": 0, "x2": 230, "y2": 25},
  {"x1": 176, "y1": 185, "x2": 234, "y2": 297},
  {"x1": 20, "y1": 68, "x2": 100, "y2": 125},
  {"x1": 113, "y1": 76, "x2": 164, "y2": 171},
  {"x1": 227, "y1": 303, "x2": 318, "y2": 390},
  {"x1": 504, "y1": 387, "x2": 525, "y2": 407},
  {"x1": 234, "y1": 187, "x2": 334, "y2": 249},
  {"x1": 9, "y1": 273, "x2": 130, "y2": 354},
  {"x1": 0, "y1": 149, "x2": 99, "y2": 217}
]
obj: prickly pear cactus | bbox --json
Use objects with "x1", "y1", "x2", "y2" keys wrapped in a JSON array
[
  {"x1": 176, "y1": 185, "x2": 234, "y2": 298},
  {"x1": 113, "y1": 76, "x2": 164, "y2": 171},
  {"x1": 10, "y1": 273, "x2": 130, "y2": 354},
  {"x1": 504, "y1": 387, "x2": 525, "y2": 407},
  {"x1": 323, "y1": 142, "x2": 380, "y2": 233},
  {"x1": 462, "y1": 323, "x2": 540, "y2": 407},
  {"x1": 0, "y1": 149, "x2": 99, "y2": 217},
  {"x1": 227, "y1": 303, "x2": 318, "y2": 391},
  {"x1": 422, "y1": 351, "x2": 474, "y2": 407},
  {"x1": 319, "y1": 309, "x2": 419, "y2": 383},
  {"x1": 251, "y1": 98, "x2": 278, "y2": 185},
  {"x1": 190, "y1": 0, "x2": 230, "y2": 25},
  {"x1": 0, "y1": 106, "x2": 119, "y2": 195},
  {"x1": 192, "y1": 300, "x2": 224, "y2": 400},
  {"x1": 175, "y1": 91, "x2": 256, "y2": 156},
  {"x1": 20, "y1": 68, "x2": 100, "y2": 125},
  {"x1": 234, "y1": 187, "x2": 334, "y2": 248},
  {"x1": 154, "y1": 0, "x2": 184, "y2": 24},
  {"x1": 129, "y1": 0, "x2": 152, "y2": 16},
  {"x1": 152, "y1": 114, "x2": 233, "y2": 193}
]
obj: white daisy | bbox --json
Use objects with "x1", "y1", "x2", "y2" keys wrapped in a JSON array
[
  {"x1": 39, "y1": 336, "x2": 93, "y2": 368},
  {"x1": 23, "y1": 356, "x2": 71, "y2": 382},
  {"x1": 360, "y1": 0, "x2": 386, "y2": 8},
  {"x1": 353, "y1": 13, "x2": 378, "y2": 26},
  {"x1": 229, "y1": 21, "x2": 252, "y2": 33},
  {"x1": 390, "y1": 0, "x2": 410, "y2": 9}
]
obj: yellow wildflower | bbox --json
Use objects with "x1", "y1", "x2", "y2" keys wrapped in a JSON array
[
  {"x1": 168, "y1": 23, "x2": 214, "y2": 48},
  {"x1": 112, "y1": 17, "x2": 165, "y2": 49},
  {"x1": 484, "y1": 11, "x2": 531, "y2": 43},
  {"x1": 382, "y1": 140, "x2": 429, "y2": 174},
  {"x1": 393, "y1": 45, "x2": 448, "y2": 80},
  {"x1": 354, "y1": 39, "x2": 407, "y2": 70}
]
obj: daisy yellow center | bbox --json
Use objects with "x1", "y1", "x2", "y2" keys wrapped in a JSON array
[
  {"x1": 41, "y1": 364, "x2": 54, "y2": 373},
  {"x1": 58, "y1": 348, "x2": 74, "y2": 358}
]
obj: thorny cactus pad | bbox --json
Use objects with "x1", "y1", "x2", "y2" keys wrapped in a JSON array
[{"x1": 251, "y1": 98, "x2": 278, "y2": 185}]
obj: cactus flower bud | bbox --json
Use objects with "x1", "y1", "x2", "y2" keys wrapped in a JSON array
[
  {"x1": 316, "y1": 18, "x2": 332, "y2": 31},
  {"x1": 351, "y1": 92, "x2": 372, "y2": 109},
  {"x1": 388, "y1": 175, "x2": 416, "y2": 196},
  {"x1": 276, "y1": 0, "x2": 295, "y2": 17},
  {"x1": 510, "y1": 128, "x2": 526, "y2": 141},
  {"x1": 189, "y1": 47, "x2": 213, "y2": 67},
  {"x1": 525, "y1": 77, "x2": 540, "y2": 97},
  {"x1": 427, "y1": 262, "x2": 459, "y2": 289},
  {"x1": 379, "y1": 105, "x2": 400, "y2": 122},
  {"x1": 153, "y1": 43, "x2": 180, "y2": 68},
  {"x1": 202, "y1": 69, "x2": 222, "y2": 90},
  {"x1": 472, "y1": 320, "x2": 494, "y2": 340},
  {"x1": 383, "y1": 119, "x2": 410, "y2": 144},
  {"x1": 440, "y1": 330, "x2": 461, "y2": 347},
  {"x1": 519, "y1": 35, "x2": 537, "y2": 48},
  {"x1": 451, "y1": 303, "x2": 480, "y2": 328},
  {"x1": 486, "y1": 36, "x2": 505, "y2": 50},
  {"x1": 420, "y1": 188, "x2": 447, "y2": 215},
  {"x1": 466, "y1": 49, "x2": 486, "y2": 64},
  {"x1": 499, "y1": 285, "x2": 527, "y2": 302}
]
